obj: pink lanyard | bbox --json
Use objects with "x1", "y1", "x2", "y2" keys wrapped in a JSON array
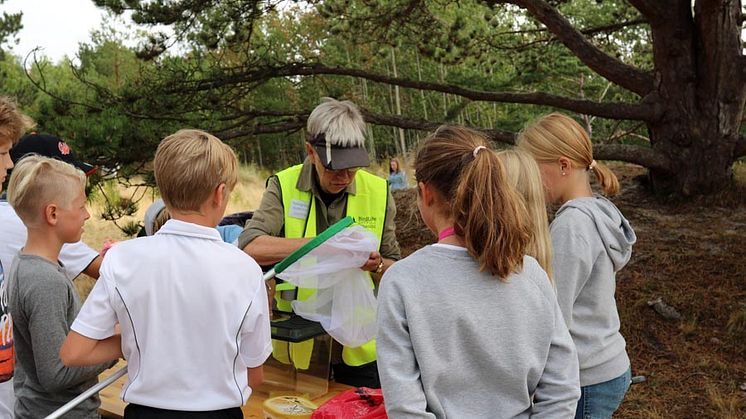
[{"x1": 438, "y1": 226, "x2": 456, "y2": 241}]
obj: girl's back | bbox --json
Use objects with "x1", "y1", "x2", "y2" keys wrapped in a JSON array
[
  {"x1": 377, "y1": 125, "x2": 579, "y2": 419},
  {"x1": 378, "y1": 246, "x2": 578, "y2": 418}
]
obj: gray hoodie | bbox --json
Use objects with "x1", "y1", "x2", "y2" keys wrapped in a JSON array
[{"x1": 550, "y1": 195, "x2": 636, "y2": 386}]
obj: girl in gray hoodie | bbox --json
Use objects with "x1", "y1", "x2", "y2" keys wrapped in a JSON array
[{"x1": 519, "y1": 113, "x2": 636, "y2": 419}]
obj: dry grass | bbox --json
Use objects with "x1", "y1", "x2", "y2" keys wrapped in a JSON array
[{"x1": 706, "y1": 385, "x2": 745, "y2": 418}]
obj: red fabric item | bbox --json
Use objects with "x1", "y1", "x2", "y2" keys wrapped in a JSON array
[{"x1": 311, "y1": 387, "x2": 387, "y2": 419}]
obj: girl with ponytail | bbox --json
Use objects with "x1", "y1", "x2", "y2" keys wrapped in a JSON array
[
  {"x1": 518, "y1": 113, "x2": 637, "y2": 419},
  {"x1": 376, "y1": 125, "x2": 580, "y2": 418}
]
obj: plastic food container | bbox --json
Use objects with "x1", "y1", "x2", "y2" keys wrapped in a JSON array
[{"x1": 263, "y1": 395, "x2": 317, "y2": 419}]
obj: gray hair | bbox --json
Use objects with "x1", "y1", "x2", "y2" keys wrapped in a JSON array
[{"x1": 307, "y1": 97, "x2": 366, "y2": 147}]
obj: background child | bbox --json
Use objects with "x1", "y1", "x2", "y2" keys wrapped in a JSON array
[
  {"x1": 0, "y1": 95, "x2": 32, "y2": 418},
  {"x1": 61, "y1": 129, "x2": 272, "y2": 419},
  {"x1": 387, "y1": 157, "x2": 407, "y2": 190},
  {"x1": 496, "y1": 149, "x2": 554, "y2": 280},
  {"x1": 5, "y1": 155, "x2": 113, "y2": 418},
  {"x1": 376, "y1": 125, "x2": 580, "y2": 418},
  {"x1": 140, "y1": 198, "x2": 243, "y2": 244},
  {"x1": 518, "y1": 113, "x2": 636, "y2": 418}
]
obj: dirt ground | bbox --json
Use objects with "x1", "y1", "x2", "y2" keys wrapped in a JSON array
[{"x1": 392, "y1": 163, "x2": 746, "y2": 418}]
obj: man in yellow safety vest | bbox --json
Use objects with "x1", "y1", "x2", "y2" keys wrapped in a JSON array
[{"x1": 239, "y1": 97, "x2": 401, "y2": 388}]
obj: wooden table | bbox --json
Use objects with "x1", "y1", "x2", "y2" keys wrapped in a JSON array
[{"x1": 98, "y1": 362, "x2": 353, "y2": 418}]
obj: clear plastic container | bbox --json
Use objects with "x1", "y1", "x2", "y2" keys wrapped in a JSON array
[{"x1": 257, "y1": 313, "x2": 332, "y2": 400}]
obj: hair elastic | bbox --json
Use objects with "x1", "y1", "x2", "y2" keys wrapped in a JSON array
[
  {"x1": 588, "y1": 160, "x2": 597, "y2": 171},
  {"x1": 473, "y1": 145, "x2": 487, "y2": 158}
]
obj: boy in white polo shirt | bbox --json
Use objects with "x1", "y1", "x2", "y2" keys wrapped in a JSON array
[{"x1": 61, "y1": 129, "x2": 272, "y2": 419}]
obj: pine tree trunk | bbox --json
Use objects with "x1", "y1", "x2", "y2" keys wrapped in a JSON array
[
  {"x1": 391, "y1": 48, "x2": 407, "y2": 156},
  {"x1": 644, "y1": 0, "x2": 746, "y2": 195},
  {"x1": 415, "y1": 52, "x2": 428, "y2": 120}
]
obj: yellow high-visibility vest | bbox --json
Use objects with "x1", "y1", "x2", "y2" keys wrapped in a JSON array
[{"x1": 276, "y1": 164, "x2": 386, "y2": 366}]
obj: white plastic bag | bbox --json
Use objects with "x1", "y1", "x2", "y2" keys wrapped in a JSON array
[{"x1": 276, "y1": 225, "x2": 379, "y2": 347}]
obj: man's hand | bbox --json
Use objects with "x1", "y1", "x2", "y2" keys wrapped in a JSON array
[
  {"x1": 265, "y1": 278, "x2": 276, "y2": 320},
  {"x1": 361, "y1": 251, "x2": 384, "y2": 273}
]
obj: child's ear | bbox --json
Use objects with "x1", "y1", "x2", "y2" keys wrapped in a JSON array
[
  {"x1": 214, "y1": 183, "x2": 227, "y2": 208},
  {"x1": 418, "y1": 181, "x2": 435, "y2": 208},
  {"x1": 44, "y1": 203, "x2": 58, "y2": 226}
]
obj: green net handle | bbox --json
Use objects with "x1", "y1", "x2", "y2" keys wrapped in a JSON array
[{"x1": 272, "y1": 216, "x2": 354, "y2": 274}]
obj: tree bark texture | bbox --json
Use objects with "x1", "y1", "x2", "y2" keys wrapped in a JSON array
[
  {"x1": 510, "y1": 0, "x2": 745, "y2": 195},
  {"x1": 640, "y1": 0, "x2": 746, "y2": 194}
]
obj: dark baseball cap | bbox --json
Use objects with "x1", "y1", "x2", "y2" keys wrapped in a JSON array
[
  {"x1": 309, "y1": 133, "x2": 370, "y2": 170},
  {"x1": 10, "y1": 133, "x2": 97, "y2": 176}
]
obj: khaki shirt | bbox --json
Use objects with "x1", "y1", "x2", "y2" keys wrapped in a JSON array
[{"x1": 238, "y1": 158, "x2": 401, "y2": 261}]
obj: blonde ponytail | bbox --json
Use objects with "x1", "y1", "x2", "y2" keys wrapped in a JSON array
[
  {"x1": 590, "y1": 161, "x2": 619, "y2": 196},
  {"x1": 497, "y1": 149, "x2": 553, "y2": 280}
]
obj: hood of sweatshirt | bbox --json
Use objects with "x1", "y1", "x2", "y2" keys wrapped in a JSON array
[{"x1": 556, "y1": 195, "x2": 636, "y2": 271}]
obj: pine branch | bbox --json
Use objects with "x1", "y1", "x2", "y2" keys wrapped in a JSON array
[
  {"x1": 218, "y1": 109, "x2": 518, "y2": 145},
  {"x1": 593, "y1": 143, "x2": 671, "y2": 172},
  {"x1": 626, "y1": 0, "x2": 671, "y2": 24},
  {"x1": 494, "y1": 0, "x2": 654, "y2": 95},
  {"x1": 188, "y1": 63, "x2": 658, "y2": 121}
]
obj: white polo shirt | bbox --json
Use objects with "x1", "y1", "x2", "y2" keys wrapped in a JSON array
[{"x1": 72, "y1": 219, "x2": 272, "y2": 411}]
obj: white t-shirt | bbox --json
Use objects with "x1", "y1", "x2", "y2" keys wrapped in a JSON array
[
  {"x1": 72, "y1": 219, "x2": 272, "y2": 411},
  {"x1": 0, "y1": 201, "x2": 98, "y2": 281},
  {"x1": 0, "y1": 200, "x2": 99, "y2": 418}
]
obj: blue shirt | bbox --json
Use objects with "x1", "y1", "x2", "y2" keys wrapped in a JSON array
[{"x1": 388, "y1": 171, "x2": 407, "y2": 190}]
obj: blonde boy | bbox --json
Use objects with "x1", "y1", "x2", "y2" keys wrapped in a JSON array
[
  {"x1": 5, "y1": 156, "x2": 113, "y2": 418},
  {"x1": 2, "y1": 97, "x2": 105, "y2": 418},
  {"x1": 62, "y1": 130, "x2": 272, "y2": 419}
]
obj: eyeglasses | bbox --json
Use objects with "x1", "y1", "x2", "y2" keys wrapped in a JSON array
[{"x1": 323, "y1": 166, "x2": 360, "y2": 177}]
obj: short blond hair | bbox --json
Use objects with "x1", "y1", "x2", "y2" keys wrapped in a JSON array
[
  {"x1": 0, "y1": 96, "x2": 36, "y2": 146},
  {"x1": 154, "y1": 129, "x2": 238, "y2": 212},
  {"x1": 7, "y1": 155, "x2": 86, "y2": 226},
  {"x1": 497, "y1": 149, "x2": 553, "y2": 280},
  {"x1": 517, "y1": 113, "x2": 619, "y2": 196}
]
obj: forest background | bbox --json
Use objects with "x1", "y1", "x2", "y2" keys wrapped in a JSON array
[{"x1": 0, "y1": 1, "x2": 745, "y2": 417}]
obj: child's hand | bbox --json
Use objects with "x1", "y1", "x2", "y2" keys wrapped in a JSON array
[{"x1": 100, "y1": 239, "x2": 118, "y2": 257}]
